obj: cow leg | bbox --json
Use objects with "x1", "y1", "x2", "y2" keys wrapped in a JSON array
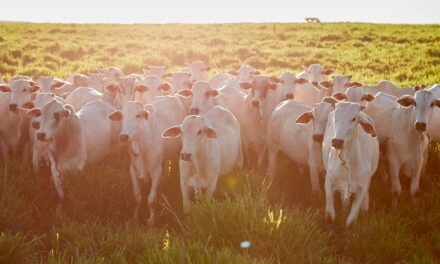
[
  {"x1": 388, "y1": 155, "x2": 401, "y2": 209},
  {"x1": 361, "y1": 191, "x2": 369, "y2": 211},
  {"x1": 346, "y1": 188, "x2": 367, "y2": 227},
  {"x1": 266, "y1": 145, "x2": 279, "y2": 182},
  {"x1": 257, "y1": 144, "x2": 267, "y2": 172},
  {"x1": 180, "y1": 161, "x2": 193, "y2": 214},
  {"x1": 147, "y1": 165, "x2": 163, "y2": 228},
  {"x1": 48, "y1": 153, "x2": 63, "y2": 215},
  {"x1": 205, "y1": 175, "x2": 219, "y2": 198},
  {"x1": 130, "y1": 161, "x2": 142, "y2": 223},
  {"x1": 410, "y1": 158, "x2": 424, "y2": 200},
  {"x1": 324, "y1": 177, "x2": 335, "y2": 223},
  {"x1": 340, "y1": 192, "x2": 350, "y2": 213},
  {"x1": 309, "y1": 164, "x2": 322, "y2": 197}
]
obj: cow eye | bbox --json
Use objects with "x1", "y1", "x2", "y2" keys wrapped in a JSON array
[
  {"x1": 136, "y1": 114, "x2": 141, "y2": 118},
  {"x1": 197, "y1": 130, "x2": 202, "y2": 135},
  {"x1": 22, "y1": 89, "x2": 27, "y2": 92},
  {"x1": 431, "y1": 102, "x2": 434, "y2": 107},
  {"x1": 351, "y1": 118, "x2": 356, "y2": 122}
]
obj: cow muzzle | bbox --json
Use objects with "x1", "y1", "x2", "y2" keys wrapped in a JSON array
[
  {"x1": 119, "y1": 134, "x2": 130, "y2": 142},
  {"x1": 415, "y1": 122, "x2": 426, "y2": 132},
  {"x1": 190, "y1": 108, "x2": 200, "y2": 115},
  {"x1": 251, "y1": 100, "x2": 260, "y2": 108},
  {"x1": 285, "y1": 93, "x2": 294, "y2": 100},
  {"x1": 332, "y1": 138, "x2": 344, "y2": 150},
  {"x1": 313, "y1": 134, "x2": 324, "y2": 143},
  {"x1": 180, "y1": 153, "x2": 192, "y2": 161},
  {"x1": 36, "y1": 132, "x2": 46, "y2": 141},
  {"x1": 32, "y1": 121, "x2": 40, "y2": 129},
  {"x1": 9, "y1": 104, "x2": 18, "y2": 112}
]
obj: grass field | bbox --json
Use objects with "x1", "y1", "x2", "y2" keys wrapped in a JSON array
[{"x1": 1, "y1": 22, "x2": 440, "y2": 263}]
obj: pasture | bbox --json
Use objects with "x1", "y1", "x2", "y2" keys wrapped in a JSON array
[{"x1": 1, "y1": 22, "x2": 440, "y2": 263}]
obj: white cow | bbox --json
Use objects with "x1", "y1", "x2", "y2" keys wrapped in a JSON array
[
  {"x1": 387, "y1": 90, "x2": 440, "y2": 207},
  {"x1": 55, "y1": 73, "x2": 90, "y2": 96},
  {"x1": 178, "y1": 81, "x2": 246, "y2": 121},
  {"x1": 267, "y1": 99, "x2": 335, "y2": 195},
  {"x1": 183, "y1": 61, "x2": 211, "y2": 82},
  {"x1": 325, "y1": 75, "x2": 363, "y2": 94},
  {"x1": 278, "y1": 72, "x2": 308, "y2": 100},
  {"x1": 28, "y1": 100, "x2": 119, "y2": 212},
  {"x1": 323, "y1": 102, "x2": 379, "y2": 226},
  {"x1": 297, "y1": 64, "x2": 334, "y2": 85},
  {"x1": 228, "y1": 65, "x2": 260, "y2": 83},
  {"x1": 138, "y1": 75, "x2": 171, "y2": 104},
  {"x1": 428, "y1": 84, "x2": 440, "y2": 141},
  {"x1": 239, "y1": 75, "x2": 283, "y2": 170},
  {"x1": 29, "y1": 93, "x2": 65, "y2": 173},
  {"x1": 144, "y1": 66, "x2": 167, "y2": 78},
  {"x1": 88, "y1": 73, "x2": 106, "y2": 92},
  {"x1": 108, "y1": 96, "x2": 185, "y2": 226},
  {"x1": 37, "y1": 76, "x2": 69, "y2": 93},
  {"x1": 0, "y1": 80, "x2": 40, "y2": 159},
  {"x1": 162, "y1": 105, "x2": 242, "y2": 212},
  {"x1": 361, "y1": 80, "x2": 423, "y2": 97}
]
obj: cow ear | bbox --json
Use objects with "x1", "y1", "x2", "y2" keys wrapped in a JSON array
[
  {"x1": 162, "y1": 125, "x2": 182, "y2": 138},
  {"x1": 141, "y1": 110, "x2": 149, "y2": 120},
  {"x1": 27, "y1": 108, "x2": 41, "y2": 117},
  {"x1": 270, "y1": 76, "x2": 282, "y2": 84},
  {"x1": 414, "y1": 85, "x2": 425, "y2": 92},
  {"x1": 433, "y1": 99, "x2": 440, "y2": 108},
  {"x1": 319, "y1": 80, "x2": 333, "y2": 89},
  {"x1": 239, "y1": 82, "x2": 253, "y2": 90},
  {"x1": 359, "y1": 113, "x2": 377, "y2": 137},
  {"x1": 109, "y1": 110, "x2": 123, "y2": 121},
  {"x1": 296, "y1": 111, "x2": 314, "y2": 124},
  {"x1": 30, "y1": 85, "x2": 40, "y2": 93},
  {"x1": 349, "y1": 82, "x2": 363, "y2": 87},
  {"x1": 347, "y1": 75, "x2": 352, "y2": 80},
  {"x1": 0, "y1": 85, "x2": 11, "y2": 92},
  {"x1": 269, "y1": 82, "x2": 278, "y2": 90},
  {"x1": 333, "y1": 92, "x2": 347, "y2": 101},
  {"x1": 105, "y1": 83, "x2": 120, "y2": 92},
  {"x1": 203, "y1": 127, "x2": 217, "y2": 138},
  {"x1": 177, "y1": 89, "x2": 192, "y2": 97},
  {"x1": 208, "y1": 89, "x2": 220, "y2": 97},
  {"x1": 322, "y1": 96, "x2": 338, "y2": 106},
  {"x1": 159, "y1": 82, "x2": 171, "y2": 92},
  {"x1": 322, "y1": 68, "x2": 335, "y2": 75},
  {"x1": 51, "y1": 81, "x2": 66, "y2": 90},
  {"x1": 362, "y1": 93, "x2": 375, "y2": 102},
  {"x1": 295, "y1": 78, "x2": 308, "y2": 85},
  {"x1": 22, "y1": 101, "x2": 35, "y2": 109},
  {"x1": 135, "y1": 84, "x2": 148, "y2": 93},
  {"x1": 253, "y1": 70, "x2": 261, "y2": 75},
  {"x1": 397, "y1": 95, "x2": 415, "y2": 107},
  {"x1": 228, "y1": 70, "x2": 239, "y2": 76}
]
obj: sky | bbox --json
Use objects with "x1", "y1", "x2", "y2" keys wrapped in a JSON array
[{"x1": 1, "y1": 0, "x2": 439, "y2": 24}]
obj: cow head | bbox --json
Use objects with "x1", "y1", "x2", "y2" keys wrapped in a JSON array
[
  {"x1": 296, "y1": 100, "x2": 335, "y2": 143},
  {"x1": 331, "y1": 102, "x2": 376, "y2": 150},
  {"x1": 28, "y1": 100, "x2": 73, "y2": 142},
  {"x1": 333, "y1": 86, "x2": 375, "y2": 109},
  {"x1": 303, "y1": 64, "x2": 334, "y2": 85},
  {"x1": 240, "y1": 75, "x2": 280, "y2": 110},
  {"x1": 88, "y1": 73, "x2": 106, "y2": 91},
  {"x1": 189, "y1": 81, "x2": 219, "y2": 115},
  {"x1": 0, "y1": 79, "x2": 40, "y2": 113},
  {"x1": 279, "y1": 72, "x2": 308, "y2": 100},
  {"x1": 163, "y1": 115, "x2": 216, "y2": 162},
  {"x1": 397, "y1": 90, "x2": 440, "y2": 132},
  {"x1": 186, "y1": 61, "x2": 211, "y2": 82},
  {"x1": 108, "y1": 101, "x2": 149, "y2": 143},
  {"x1": 169, "y1": 72, "x2": 193, "y2": 93}
]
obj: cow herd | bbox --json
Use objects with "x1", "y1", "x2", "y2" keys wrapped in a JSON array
[{"x1": 1, "y1": 61, "x2": 439, "y2": 227}]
